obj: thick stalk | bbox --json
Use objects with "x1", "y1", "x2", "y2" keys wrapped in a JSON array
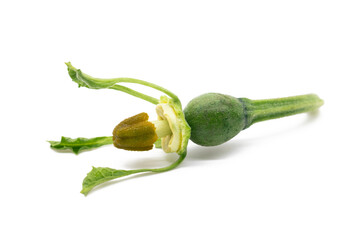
[{"x1": 239, "y1": 94, "x2": 324, "y2": 128}]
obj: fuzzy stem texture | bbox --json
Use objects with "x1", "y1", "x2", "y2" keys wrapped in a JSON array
[{"x1": 239, "y1": 94, "x2": 324, "y2": 129}]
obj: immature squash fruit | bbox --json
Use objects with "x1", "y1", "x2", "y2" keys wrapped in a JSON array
[{"x1": 184, "y1": 93, "x2": 246, "y2": 146}]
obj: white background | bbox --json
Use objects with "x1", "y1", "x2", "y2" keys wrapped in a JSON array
[{"x1": 1, "y1": 0, "x2": 359, "y2": 239}]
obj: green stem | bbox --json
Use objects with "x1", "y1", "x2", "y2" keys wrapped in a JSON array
[
  {"x1": 103, "y1": 77, "x2": 180, "y2": 103},
  {"x1": 240, "y1": 94, "x2": 324, "y2": 128},
  {"x1": 109, "y1": 85, "x2": 159, "y2": 104}
]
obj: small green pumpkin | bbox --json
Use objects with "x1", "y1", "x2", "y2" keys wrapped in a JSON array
[{"x1": 184, "y1": 93, "x2": 246, "y2": 146}]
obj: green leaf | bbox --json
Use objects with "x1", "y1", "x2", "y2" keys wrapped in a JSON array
[
  {"x1": 48, "y1": 136, "x2": 113, "y2": 154},
  {"x1": 65, "y1": 62, "x2": 180, "y2": 105},
  {"x1": 66, "y1": 62, "x2": 121, "y2": 89},
  {"x1": 81, "y1": 167, "x2": 137, "y2": 195},
  {"x1": 81, "y1": 151, "x2": 187, "y2": 196}
]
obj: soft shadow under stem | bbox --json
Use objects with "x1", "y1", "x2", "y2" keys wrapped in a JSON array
[
  {"x1": 244, "y1": 109, "x2": 322, "y2": 143},
  {"x1": 125, "y1": 152, "x2": 179, "y2": 169},
  {"x1": 187, "y1": 139, "x2": 247, "y2": 161}
]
